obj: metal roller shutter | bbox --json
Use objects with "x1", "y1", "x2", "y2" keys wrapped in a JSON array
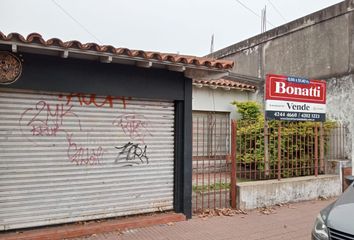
[{"x1": 0, "y1": 88, "x2": 175, "y2": 231}]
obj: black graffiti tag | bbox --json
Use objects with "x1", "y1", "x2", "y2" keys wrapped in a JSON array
[{"x1": 115, "y1": 142, "x2": 149, "y2": 166}]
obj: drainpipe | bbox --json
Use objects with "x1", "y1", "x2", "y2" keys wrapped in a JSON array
[
  {"x1": 339, "y1": 161, "x2": 344, "y2": 192},
  {"x1": 352, "y1": 122, "x2": 354, "y2": 176}
]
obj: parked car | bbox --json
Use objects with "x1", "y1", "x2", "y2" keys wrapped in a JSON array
[{"x1": 312, "y1": 176, "x2": 354, "y2": 240}]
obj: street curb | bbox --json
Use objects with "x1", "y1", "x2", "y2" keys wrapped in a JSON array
[{"x1": 0, "y1": 213, "x2": 186, "y2": 240}]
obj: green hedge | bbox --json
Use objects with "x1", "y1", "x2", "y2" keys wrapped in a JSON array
[{"x1": 232, "y1": 101, "x2": 335, "y2": 179}]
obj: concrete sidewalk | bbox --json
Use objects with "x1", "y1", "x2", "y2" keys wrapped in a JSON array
[{"x1": 73, "y1": 199, "x2": 334, "y2": 240}]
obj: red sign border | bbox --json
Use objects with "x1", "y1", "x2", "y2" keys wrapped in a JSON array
[{"x1": 265, "y1": 74, "x2": 326, "y2": 104}]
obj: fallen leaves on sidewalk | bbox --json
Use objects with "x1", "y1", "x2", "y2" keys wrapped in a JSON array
[
  {"x1": 196, "y1": 208, "x2": 247, "y2": 218},
  {"x1": 318, "y1": 195, "x2": 328, "y2": 200},
  {"x1": 258, "y1": 206, "x2": 277, "y2": 215},
  {"x1": 276, "y1": 202, "x2": 297, "y2": 209}
]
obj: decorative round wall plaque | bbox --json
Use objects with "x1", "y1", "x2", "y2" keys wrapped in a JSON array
[{"x1": 0, "y1": 51, "x2": 22, "y2": 84}]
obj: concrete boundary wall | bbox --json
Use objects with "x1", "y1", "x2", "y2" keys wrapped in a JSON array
[
  {"x1": 237, "y1": 175, "x2": 341, "y2": 209},
  {"x1": 208, "y1": 0, "x2": 354, "y2": 62}
]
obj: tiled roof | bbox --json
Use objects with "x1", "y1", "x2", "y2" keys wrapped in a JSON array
[
  {"x1": 0, "y1": 32, "x2": 234, "y2": 70},
  {"x1": 193, "y1": 79, "x2": 256, "y2": 91}
]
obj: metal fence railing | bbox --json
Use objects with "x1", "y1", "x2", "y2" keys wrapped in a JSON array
[
  {"x1": 234, "y1": 120, "x2": 349, "y2": 181},
  {"x1": 192, "y1": 117, "x2": 349, "y2": 213},
  {"x1": 192, "y1": 112, "x2": 231, "y2": 213}
]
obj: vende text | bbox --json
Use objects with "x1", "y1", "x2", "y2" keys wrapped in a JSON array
[{"x1": 286, "y1": 102, "x2": 310, "y2": 111}]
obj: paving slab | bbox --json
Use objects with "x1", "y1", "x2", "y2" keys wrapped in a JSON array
[{"x1": 73, "y1": 198, "x2": 334, "y2": 240}]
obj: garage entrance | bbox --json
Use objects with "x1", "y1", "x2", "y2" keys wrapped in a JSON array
[{"x1": 0, "y1": 88, "x2": 175, "y2": 230}]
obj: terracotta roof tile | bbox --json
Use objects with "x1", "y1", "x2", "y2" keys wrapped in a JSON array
[
  {"x1": 193, "y1": 79, "x2": 256, "y2": 91},
  {"x1": 46, "y1": 38, "x2": 64, "y2": 47},
  {"x1": 100, "y1": 45, "x2": 117, "y2": 54},
  {"x1": 82, "y1": 42, "x2": 101, "y2": 51},
  {"x1": 0, "y1": 32, "x2": 234, "y2": 70},
  {"x1": 27, "y1": 33, "x2": 46, "y2": 44},
  {"x1": 64, "y1": 40, "x2": 83, "y2": 49}
]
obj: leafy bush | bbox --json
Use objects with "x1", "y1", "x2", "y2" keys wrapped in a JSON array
[
  {"x1": 232, "y1": 101, "x2": 336, "y2": 179},
  {"x1": 231, "y1": 101, "x2": 262, "y2": 120}
]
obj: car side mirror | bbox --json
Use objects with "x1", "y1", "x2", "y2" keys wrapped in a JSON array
[{"x1": 345, "y1": 176, "x2": 354, "y2": 186}]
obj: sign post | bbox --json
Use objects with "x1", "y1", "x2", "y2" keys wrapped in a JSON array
[{"x1": 265, "y1": 74, "x2": 326, "y2": 122}]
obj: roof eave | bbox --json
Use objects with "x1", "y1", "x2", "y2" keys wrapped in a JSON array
[
  {"x1": 224, "y1": 72, "x2": 263, "y2": 86},
  {"x1": 192, "y1": 82, "x2": 256, "y2": 92},
  {"x1": 0, "y1": 40, "x2": 231, "y2": 79}
]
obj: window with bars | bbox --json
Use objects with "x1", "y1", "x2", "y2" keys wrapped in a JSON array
[{"x1": 192, "y1": 111, "x2": 230, "y2": 159}]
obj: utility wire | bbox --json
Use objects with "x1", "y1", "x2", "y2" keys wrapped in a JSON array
[
  {"x1": 267, "y1": 0, "x2": 287, "y2": 22},
  {"x1": 51, "y1": 0, "x2": 103, "y2": 44},
  {"x1": 235, "y1": 0, "x2": 275, "y2": 27}
]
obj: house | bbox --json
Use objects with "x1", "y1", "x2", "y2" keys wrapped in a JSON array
[
  {"x1": 191, "y1": 78, "x2": 258, "y2": 210},
  {"x1": 0, "y1": 31, "x2": 233, "y2": 231},
  {"x1": 191, "y1": 78, "x2": 256, "y2": 171},
  {"x1": 192, "y1": 78, "x2": 257, "y2": 119}
]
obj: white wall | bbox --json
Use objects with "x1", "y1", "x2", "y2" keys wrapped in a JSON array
[
  {"x1": 237, "y1": 175, "x2": 341, "y2": 209},
  {"x1": 192, "y1": 86, "x2": 252, "y2": 120}
]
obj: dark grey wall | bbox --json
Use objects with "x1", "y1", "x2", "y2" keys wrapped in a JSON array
[
  {"x1": 1, "y1": 50, "x2": 186, "y2": 101},
  {"x1": 0, "y1": 48, "x2": 193, "y2": 219},
  {"x1": 209, "y1": 0, "x2": 354, "y2": 81}
]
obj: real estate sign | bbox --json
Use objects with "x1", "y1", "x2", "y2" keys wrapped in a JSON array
[{"x1": 265, "y1": 74, "x2": 326, "y2": 122}]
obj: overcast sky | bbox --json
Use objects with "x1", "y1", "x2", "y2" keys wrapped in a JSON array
[{"x1": 1, "y1": 0, "x2": 343, "y2": 56}]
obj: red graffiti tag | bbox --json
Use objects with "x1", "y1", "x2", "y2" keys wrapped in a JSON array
[
  {"x1": 59, "y1": 93, "x2": 127, "y2": 109},
  {"x1": 66, "y1": 134, "x2": 104, "y2": 165},
  {"x1": 112, "y1": 114, "x2": 152, "y2": 143},
  {"x1": 19, "y1": 100, "x2": 82, "y2": 137}
]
